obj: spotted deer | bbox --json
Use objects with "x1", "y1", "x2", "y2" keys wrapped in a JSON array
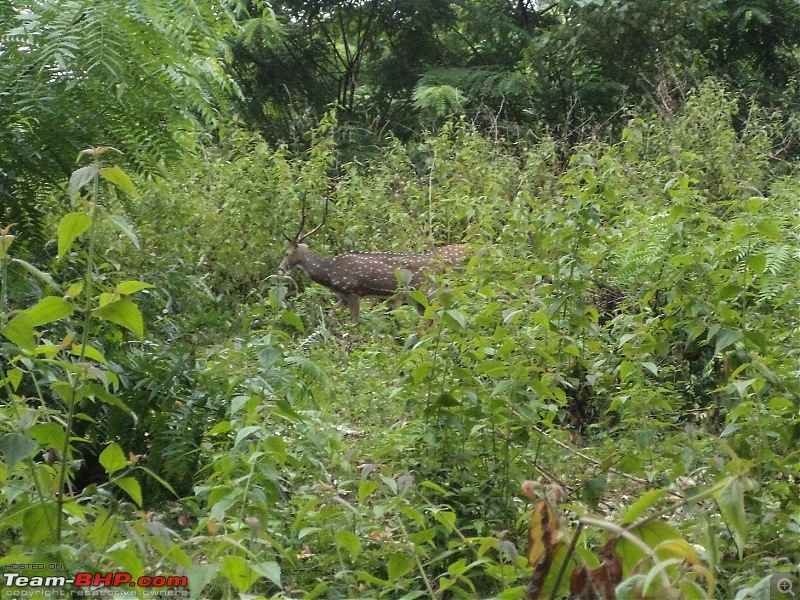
[{"x1": 277, "y1": 207, "x2": 466, "y2": 323}]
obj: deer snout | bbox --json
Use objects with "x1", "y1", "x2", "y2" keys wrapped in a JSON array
[{"x1": 277, "y1": 259, "x2": 289, "y2": 274}]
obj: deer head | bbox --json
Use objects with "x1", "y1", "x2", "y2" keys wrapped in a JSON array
[{"x1": 278, "y1": 196, "x2": 326, "y2": 274}]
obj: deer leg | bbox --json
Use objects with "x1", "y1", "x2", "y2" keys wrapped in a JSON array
[{"x1": 345, "y1": 294, "x2": 361, "y2": 323}]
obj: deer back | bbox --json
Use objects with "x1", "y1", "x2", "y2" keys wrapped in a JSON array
[{"x1": 328, "y1": 245, "x2": 467, "y2": 297}]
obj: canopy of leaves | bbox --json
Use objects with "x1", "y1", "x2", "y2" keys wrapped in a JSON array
[
  {"x1": 0, "y1": 0, "x2": 243, "y2": 249},
  {"x1": 230, "y1": 0, "x2": 800, "y2": 144}
]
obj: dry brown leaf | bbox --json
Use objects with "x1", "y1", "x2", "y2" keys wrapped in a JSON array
[
  {"x1": 525, "y1": 500, "x2": 562, "y2": 599},
  {"x1": 568, "y1": 539, "x2": 623, "y2": 600}
]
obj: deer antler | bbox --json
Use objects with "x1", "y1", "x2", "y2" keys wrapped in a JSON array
[{"x1": 296, "y1": 195, "x2": 328, "y2": 243}]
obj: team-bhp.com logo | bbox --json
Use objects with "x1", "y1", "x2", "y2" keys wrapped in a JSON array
[{"x1": 2, "y1": 572, "x2": 188, "y2": 596}]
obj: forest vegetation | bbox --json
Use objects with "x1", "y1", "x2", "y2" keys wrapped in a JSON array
[{"x1": 1, "y1": 1, "x2": 798, "y2": 598}]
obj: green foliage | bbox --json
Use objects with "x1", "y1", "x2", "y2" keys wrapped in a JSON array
[
  {"x1": 1, "y1": 82, "x2": 798, "y2": 599},
  {"x1": 0, "y1": 0, "x2": 242, "y2": 248},
  {"x1": 229, "y1": 0, "x2": 800, "y2": 160},
  {"x1": 0, "y1": 152, "x2": 156, "y2": 564}
]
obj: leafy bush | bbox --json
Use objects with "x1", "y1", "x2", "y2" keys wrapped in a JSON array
[{"x1": 1, "y1": 82, "x2": 797, "y2": 599}]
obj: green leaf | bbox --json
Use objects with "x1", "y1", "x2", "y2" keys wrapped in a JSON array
[
  {"x1": 234, "y1": 425, "x2": 261, "y2": 448},
  {"x1": 412, "y1": 363, "x2": 433, "y2": 384},
  {"x1": 58, "y1": 212, "x2": 92, "y2": 259},
  {"x1": 93, "y1": 298, "x2": 144, "y2": 339},
  {"x1": 714, "y1": 329, "x2": 742, "y2": 355},
  {"x1": 69, "y1": 165, "x2": 99, "y2": 197},
  {"x1": 28, "y1": 296, "x2": 74, "y2": 325},
  {"x1": 408, "y1": 290, "x2": 429, "y2": 308},
  {"x1": 358, "y1": 480, "x2": 379, "y2": 502},
  {"x1": 10, "y1": 258, "x2": 57, "y2": 287},
  {"x1": 619, "y1": 360, "x2": 634, "y2": 382},
  {"x1": 115, "y1": 280, "x2": 154, "y2": 295},
  {"x1": 219, "y1": 555, "x2": 258, "y2": 592},
  {"x1": 1, "y1": 297, "x2": 73, "y2": 351},
  {"x1": 107, "y1": 547, "x2": 144, "y2": 580},
  {"x1": 744, "y1": 196, "x2": 764, "y2": 214},
  {"x1": 116, "y1": 476, "x2": 142, "y2": 507},
  {"x1": 108, "y1": 214, "x2": 141, "y2": 249},
  {"x1": 755, "y1": 219, "x2": 782, "y2": 239},
  {"x1": 0, "y1": 433, "x2": 38, "y2": 470},
  {"x1": 187, "y1": 564, "x2": 219, "y2": 600},
  {"x1": 713, "y1": 477, "x2": 748, "y2": 558},
  {"x1": 23, "y1": 503, "x2": 57, "y2": 545},
  {"x1": 444, "y1": 309, "x2": 467, "y2": 328},
  {"x1": 304, "y1": 583, "x2": 330, "y2": 599},
  {"x1": 26, "y1": 423, "x2": 67, "y2": 451},
  {"x1": 282, "y1": 310, "x2": 305, "y2": 332},
  {"x1": 90, "y1": 510, "x2": 116, "y2": 552},
  {"x1": 386, "y1": 554, "x2": 414, "y2": 582},
  {"x1": 209, "y1": 421, "x2": 232, "y2": 435},
  {"x1": 334, "y1": 530, "x2": 362, "y2": 559},
  {"x1": 582, "y1": 475, "x2": 607, "y2": 509},
  {"x1": 496, "y1": 587, "x2": 527, "y2": 599},
  {"x1": 703, "y1": 517, "x2": 719, "y2": 573},
  {"x1": 730, "y1": 221, "x2": 750, "y2": 243},
  {"x1": 409, "y1": 528, "x2": 437, "y2": 546},
  {"x1": 2, "y1": 313, "x2": 36, "y2": 351},
  {"x1": 432, "y1": 510, "x2": 456, "y2": 532},
  {"x1": 70, "y1": 343, "x2": 108, "y2": 364},
  {"x1": 616, "y1": 574, "x2": 647, "y2": 600},
  {"x1": 745, "y1": 253, "x2": 766, "y2": 276},
  {"x1": 252, "y1": 561, "x2": 281, "y2": 587},
  {"x1": 743, "y1": 330, "x2": 768, "y2": 351},
  {"x1": 620, "y1": 488, "x2": 669, "y2": 525},
  {"x1": 3, "y1": 367, "x2": 23, "y2": 391},
  {"x1": 641, "y1": 361, "x2": 658, "y2": 376},
  {"x1": 100, "y1": 166, "x2": 136, "y2": 193},
  {"x1": 99, "y1": 443, "x2": 127, "y2": 476},
  {"x1": 83, "y1": 383, "x2": 133, "y2": 415},
  {"x1": 138, "y1": 466, "x2": 178, "y2": 497}
]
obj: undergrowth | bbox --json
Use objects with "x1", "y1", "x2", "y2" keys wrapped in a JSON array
[{"x1": 1, "y1": 82, "x2": 798, "y2": 598}]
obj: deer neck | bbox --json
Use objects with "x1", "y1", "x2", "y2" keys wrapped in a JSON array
[{"x1": 296, "y1": 248, "x2": 333, "y2": 287}]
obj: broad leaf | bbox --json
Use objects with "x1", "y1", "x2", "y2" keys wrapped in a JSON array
[
  {"x1": 252, "y1": 561, "x2": 282, "y2": 587},
  {"x1": 282, "y1": 310, "x2": 305, "y2": 332},
  {"x1": 620, "y1": 488, "x2": 669, "y2": 525},
  {"x1": 386, "y1": 554, "x2": 414, "y2": 582},
  {"x1": 108, "y1": 214, "x2": 141, "y2": 249},
  {"x1": 70, "y1": 343, "x2": 108, "y2": 364},
  {"x1": 26, "y1": 423, "x2": 67, "y2": 451},
  {"x1": 99, "y1": 442, "x2": 127, "y2": 476},
  {"x1": 714, "y1": 477, "x2": 748, "y2": 558},
  {"x1": 115, "y1": 477, "x2": 142, "y2": 507},
  {"x1": 115, "y1": 280, "x2": 153, "y2": 295},
  {"x1": 10, "y1": 258, "x2": 57, "y2": 287},
  {"x1": 58, "y1": 212, "x2": 92, "y2": 259},
  {"x1": 335, "y1": 530, "x2": 362, "y2": 559},
  {"x1": 69, "y1": 165, "x2": 99, "y2": 197},
  {"x1": 219, "y1": 555, "x2": 258, "y2": 592},
  {"x1": 100, "y1": 166, "x2": 136, "y2": 193},
  {"x1": 714, "y1": 329, "x2": 742, "y2": 355},
  {"x1": 93, "y1": 298, "x2": 144, "y2": 339},
  {"x1": 0, "y1": 433, "x2": 38, "y2": 470},
  {"x1": 187, "y1": 564, "x2": 219, "y2": 600},
  {"x1": 1, "y1": 297, "x2": 73, "y2": 351}
]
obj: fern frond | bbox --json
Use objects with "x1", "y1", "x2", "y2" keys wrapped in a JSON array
[
  {"x1": 420, "y1": 67, "x2": 532, "y2": 101},
  {"x1": 0, "y1": 0, "x2": 242, "y2": 245}
]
